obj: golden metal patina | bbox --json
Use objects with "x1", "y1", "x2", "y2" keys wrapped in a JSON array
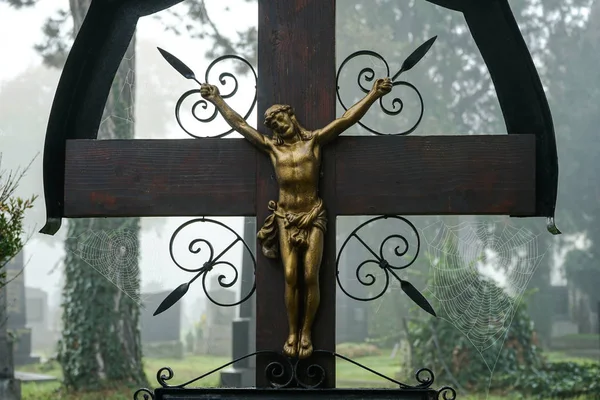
[{"x1": 200, "y1": 78, "x2": 392, "y2": 359}]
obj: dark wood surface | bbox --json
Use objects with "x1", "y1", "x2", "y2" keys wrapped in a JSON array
[
  {"x1": 335, "y1": 134, "x2": 536, "y2": 216},
  {"x1": 255, "y1": 0, "x2": 337, "y2": 387},
  {"x1": 64, "y1": 134, "x2": 536, "y2": 218},
  {"x1": 64, "y1": 139, "x2": 257, "y2": 217}
]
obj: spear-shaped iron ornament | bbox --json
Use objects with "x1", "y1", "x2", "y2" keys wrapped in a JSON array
[
  {"x1": 157, "y1": 47, "x2": 202, "y2": 86},
  {"x1": 392, "y1": 35, "x2": 437, "y2": 80}
]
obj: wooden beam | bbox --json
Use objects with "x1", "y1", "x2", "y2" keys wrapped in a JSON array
[
  {"x1": 335, "y1": 134, "x2": 536, "y2": 216},
  {"x1": 64, "y1": 139, "x2": 257, "y2": 217},
  {"x1": 256, "y1": 0, "x2": 337, "y2": 388},
  {"x1": 64, "y1": 134, "x2": 536, "y2": 218}
]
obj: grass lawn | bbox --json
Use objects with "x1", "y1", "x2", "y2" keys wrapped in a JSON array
[
  {"x1": 544, "y1": 351, "x2": 597, "y2": 364},
  {"x1": 18, "y1": 350, "x2": 596, "y2": 399},
  {"x1": 20, "y1": 355, "x2": 229, "y2": 399}
]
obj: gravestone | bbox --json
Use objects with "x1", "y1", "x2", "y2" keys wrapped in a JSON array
[
  {"x1": 220, "y1": 218, "x2": 257, "y2": 387},
  {"x1": 201, "y1": 276, "x2": 236, "y2": 357},
  {"x1": 549, "y1": 285, "x2": 577, "y2": 338},
  {"x1": 25, "y1": 287, "x2": 53, "y2": 354},
  {"x1": 336, "y1": 258, "x2": 369, "y2": 344},
  {"x1": 5, "y1": 252, "x2": 39, "y2": 366},
  {"x1": 141, "y1": 291, "x2": 183, "y2": 359},
  {"x1": 1, "y1": 255, "x2": 21, "y2": 400}
]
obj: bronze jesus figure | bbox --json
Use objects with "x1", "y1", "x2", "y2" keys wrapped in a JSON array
[{"x1": 200, "y1": 78, "x2": 392, "y2": 359}]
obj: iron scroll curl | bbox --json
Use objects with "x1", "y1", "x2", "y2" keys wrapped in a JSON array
[
  {"x1": 132, "y1": 388, "x2": 154, "y2": 400},
  {"x1": 153, "y1": 218, "x2": 256, "y2": 316},
  {"x1": 172, "y1": 54, "x2": 258, "y2": 138},
  {"x1": 336, "y1": 216, "x2": 437, "y2": 317},
  {"x1": 437, "y1": 386, "x2": 458, "y2": 400},
  {"x1": 336, "y1": 36, "x2": 436, "y2": 136},
  {"x1": 336, "y1": 51, "x2": 424, "y2": 136}
]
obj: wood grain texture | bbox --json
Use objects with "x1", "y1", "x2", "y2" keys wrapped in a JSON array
[
  {"x1": 335, "y1": 134, "x2": 536, "y2": 216},
  {"x1": 64, "y1": 139, "x2": 256, "y2": 217},
  {"x1": 255, "y1": 0, "x2": 337, "y2": 388},
  {"x1": 63, "y1": 134, "x2": 536, "y2": 218}
]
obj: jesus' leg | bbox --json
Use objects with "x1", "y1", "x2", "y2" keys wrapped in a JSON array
[
  {"x1": 277, "y1": 219, "x2": 300, "y2": 358},
  {"x1": 298, "y1": 226, "x2": 324, "y2": 359}
]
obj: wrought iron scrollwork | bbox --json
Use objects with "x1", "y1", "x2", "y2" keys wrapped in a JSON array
[
  {"x1": 294, "y1": 354, "x2": 327, "y2": 389},
  {"x1": 264, "y1": 352, "x2": 296, "y2": 388},
  {"x1": 336, "y1": 216, "x2": 436, "y2": 317},
  {"x1": 132, "y1": 388, "x2": 154, "y2": 400},
  {"x1": 336, "y1": 37, "x2": 436, "y2": 136},
  {"x1": 148, "y1": 349, "x2": 447, "y2": 391},
  {"x1": 331, "y1": 351, "x2": 434, "y2": 389},
  {"x1": 155, "y1": 351, "x2": 293, "y2": 389},
  {"x1": 158, "y1": 48, "x2": 257, "y2": 138},
  {"x1": 153, "y1": 218, "x2": 256, "y2": 316},
  {"x1": 176, "y1": 56, "x2": 257, "y2": 138},
  {"x1": 437, "y1": 386, "x2": 458, "y2": 400}
]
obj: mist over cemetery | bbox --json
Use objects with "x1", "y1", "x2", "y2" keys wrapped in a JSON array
[{"x1": 1, "y1": 0, "x2": 600, "y2": 399}]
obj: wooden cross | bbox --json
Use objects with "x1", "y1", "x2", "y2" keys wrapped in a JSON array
[{"x1": 40, "y1": 0, "x2": 559, "y2": 390}]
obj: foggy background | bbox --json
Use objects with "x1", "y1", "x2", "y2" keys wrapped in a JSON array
[{"x1": 1, "y1": 0, "x2": 598, "y2": 397}]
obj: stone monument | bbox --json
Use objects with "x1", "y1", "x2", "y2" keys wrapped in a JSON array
[
  {"x1": 25, "y1": 287, "x2": 53, "y2": 354},
  {"x1": 201, "y1": 275, "x2": 236, "y2": 357},
  {"x1": 140, "y1": 290, "x2": 183, "y2": 359},
  {"x1": 5, "y1": 252, "x2": 39, "y2": 366}
]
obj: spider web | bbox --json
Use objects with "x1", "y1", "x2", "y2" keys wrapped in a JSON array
[
  {"x1": 66, "y1": 49, "x2": 142, "y2": 306},
  {"x1": 421, "y1": 218, "x2": 550, "y2": 375},
  {"x1": 67, "y1": 229, "x2": 145, "y2": 306},
  {"x1": 99, "y1": 51, "x2": 136, "y2": 131}
]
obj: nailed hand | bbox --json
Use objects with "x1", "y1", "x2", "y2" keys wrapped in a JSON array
[
  {"x1": 373, "y1": 78, "x2": 393, "y2": 97},
  {"x1": 200, "y1": 83, "x2": 220, "y2": 101}
]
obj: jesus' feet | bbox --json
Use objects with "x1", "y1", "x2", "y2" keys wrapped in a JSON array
[
  {"x1": 298, "y1": 331, "x2": 313, "y2": 359},
  {"x1": 283, "y1": 334, "x2": 298, "y2": 358}
]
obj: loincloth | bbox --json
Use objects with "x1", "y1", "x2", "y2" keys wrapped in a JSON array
[{"x1": 257, "y1": 199, "x2": 327, "y2": 259}]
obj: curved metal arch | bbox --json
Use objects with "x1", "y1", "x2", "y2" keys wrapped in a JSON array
[
  {"x1": 40, "y1": 0, "x2": 560, "y2": 235},
  {"x1": 424, "y1": 0, "x2": 560, "y2": 233}
]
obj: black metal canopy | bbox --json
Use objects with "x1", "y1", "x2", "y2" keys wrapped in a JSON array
[{"x1": 40, "y1": 0, "x2": 559, "y2": 235}]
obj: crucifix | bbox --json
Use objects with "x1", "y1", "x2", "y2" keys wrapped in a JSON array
[
  {"x1": 39, "y1": 0, "x2": 560, "y2": 395},
  {"x1": 196, "y1": 76, "x2": 397, "y2": 360}
]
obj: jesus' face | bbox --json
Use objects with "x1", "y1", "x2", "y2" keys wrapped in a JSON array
[{"x1": 270, "y1": 111, "x2": 295, "y2": 139}]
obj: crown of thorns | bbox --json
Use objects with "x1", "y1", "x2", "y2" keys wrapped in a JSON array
[{"x1": 264, "y1": 105, "x2": 293, "y2": 127}]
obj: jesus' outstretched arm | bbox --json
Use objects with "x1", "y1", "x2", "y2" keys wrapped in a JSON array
[
  {"x1": 315, "y1": 77, "x2": 393, "y2": 145},
  {"x1": 200, "y1": 83, "x2": 270, "y2": 153}
]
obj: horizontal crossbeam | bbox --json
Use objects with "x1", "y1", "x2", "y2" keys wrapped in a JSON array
[
  {"x1": 335, "y1": 135, "x2": 535, "y2": 216},
  {"x1": 64, "y1": 135, "x2": 536, "y2": 218},
  {"x1": 64, "y1": 139, "x2": 257, "y2": 217}
]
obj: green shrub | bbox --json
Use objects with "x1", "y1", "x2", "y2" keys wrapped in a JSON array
[
  {"x1": 407, "y1": 238, "x2": 600, "y2": 399},
  {"x1": 0, "y1": 156, "x2": 36, "y2": 283},
  {"x1": 493, "y1": 361, "x2": 600, "y2": 399}
]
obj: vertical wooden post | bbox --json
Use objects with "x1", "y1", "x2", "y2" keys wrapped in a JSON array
[{"x1": 256, "y1": 0, "x2": 337, "y2": 388}]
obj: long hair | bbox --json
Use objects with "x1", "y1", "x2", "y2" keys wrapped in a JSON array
[{"x1": 264, "y1": 104, "x2": 312, "y2": 145}]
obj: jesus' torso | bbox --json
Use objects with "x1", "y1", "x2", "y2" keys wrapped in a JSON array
[{"x1": 267, "y1": 134, "x2": 321, "y2": 214}]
